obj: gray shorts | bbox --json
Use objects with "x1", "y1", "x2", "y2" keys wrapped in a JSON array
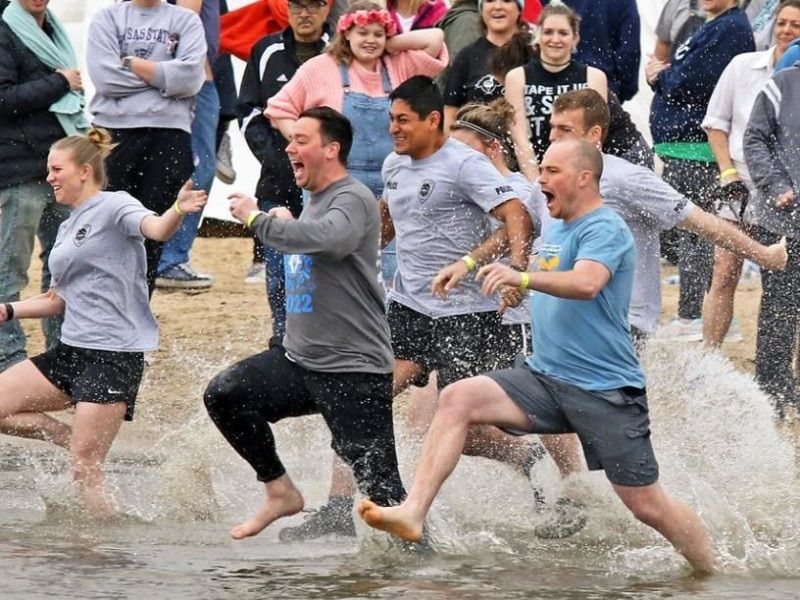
[{"x1": 486, "y1": 366, "x2": 659, "y2": 487}]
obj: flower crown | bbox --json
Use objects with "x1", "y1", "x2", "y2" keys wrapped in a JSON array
[{"x1": 336, "y1": 9, "x2": 398, "y2": 37}]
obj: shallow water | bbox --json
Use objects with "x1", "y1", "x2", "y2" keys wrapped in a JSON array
[{"x1": 2, "y1": 343, "x2": 799, "y2": 599}]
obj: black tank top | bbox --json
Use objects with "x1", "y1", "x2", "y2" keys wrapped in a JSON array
[{"x1": 522, "y1": 59, "x2": 588, "y2": 162}]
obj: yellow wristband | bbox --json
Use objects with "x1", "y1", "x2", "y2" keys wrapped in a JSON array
[
  {"x1": 719, "y1": 167, "x2": 738, "y2": 179},
  {"x1": 519, "y1": 271, "x2": 530, "y2": 292},
  {"x1": 461, "y1": 255, "x2": 477, "y2": 271},
  {"x1": 173, "y1": 201, "x2": 184, "y2": 216},
  {"x1": 246, "y1": 210, "x2": 262, "y2": 228}
]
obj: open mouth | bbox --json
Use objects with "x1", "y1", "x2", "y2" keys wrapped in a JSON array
[{"x1": 290, "y1": 160, "x2": 306, "y2": 179}]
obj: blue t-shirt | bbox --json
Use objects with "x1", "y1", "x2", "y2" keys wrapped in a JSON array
[{"x1": 527, "y1": 207, "x2": 645, "y2": 391}]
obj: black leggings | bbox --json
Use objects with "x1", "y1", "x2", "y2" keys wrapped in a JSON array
[
  {"x1": 204, "y1": 347, "x2": 406, "y2": 506},
  {"x1": 105, "y1": 127, "x2": 194, "y2": 296}
]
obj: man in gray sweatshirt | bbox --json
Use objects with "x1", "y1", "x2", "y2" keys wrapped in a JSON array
[
  {"x1": 86, "y1": 0, "x2": 206, "y2": 295},
  {"x1": 204, "y1": 107, "x2": 405, "y2": 540}
]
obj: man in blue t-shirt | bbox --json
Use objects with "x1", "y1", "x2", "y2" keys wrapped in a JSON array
[{"x1": 356, "y1": 138, "x2": 715, "y2": 573}]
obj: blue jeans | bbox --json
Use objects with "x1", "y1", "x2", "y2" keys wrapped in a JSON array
[
  {"x1": 257, "y1": 199, "x2": 286, "y2": 340},
  {"x1": 158, "y1": 81, "x2": 220, "y2": 273},
  {"x1": 0, "y1": 179, "x2": 69, "y2": 371}
]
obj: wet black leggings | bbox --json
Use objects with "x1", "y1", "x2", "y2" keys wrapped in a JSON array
[{"x1": 204, "y1": 347, "x2": 406, "y2": 506}]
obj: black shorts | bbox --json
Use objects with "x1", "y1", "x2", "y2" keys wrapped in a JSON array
[
  {"x1": 487, "y1": 366, "x2": 659, "y2": 487},
  {"x1": 30, "y1": 343, "x2": 144, "y2": 421},
  {"x1": 387, "y1": 302, "x2": 512, "y2": 388},
  {"x1": 498, "y1": 323, "x2": 531, "y2": 368}
]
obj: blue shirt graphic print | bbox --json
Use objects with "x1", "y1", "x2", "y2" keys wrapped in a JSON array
[{"x1": 284, "y1": 254, "x2": 315, "y2": 314}]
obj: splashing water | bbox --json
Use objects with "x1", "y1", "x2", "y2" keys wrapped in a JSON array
[{"x1": 1, "y1": 341, "x2": 799, "y2": 598}]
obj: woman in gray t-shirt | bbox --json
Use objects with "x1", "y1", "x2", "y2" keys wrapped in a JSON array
[{"x1": 0, "y1": 128, "x2": 206, "y2": 518}]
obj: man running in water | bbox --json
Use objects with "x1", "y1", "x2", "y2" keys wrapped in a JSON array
[
  {"x1": 204, "y1": 107, "x2": 405, "y2": 539},
  {"x1": 358, "y1": 138, "x2": 716, "y2": 573}
]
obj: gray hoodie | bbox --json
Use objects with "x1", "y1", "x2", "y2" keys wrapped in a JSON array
[
  {"x1": 743, "y1": 66, "x2": 800, "y2": 238},
  {"x1": 87, "y1": 1, "x2": 206, "y2": 133}
]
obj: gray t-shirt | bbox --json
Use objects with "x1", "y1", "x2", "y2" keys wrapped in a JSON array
[
  {"x1": 48, "y1": 191, "x2": 157, "y2": 351},
  {"x1": 383, "y1": 138, "x2": 519, "y2": 318},
  {"x1": 600, "y1": 154, "x2": 694, "y2": 334},
  {"x1": 252, "y1": 176, "x2": 393, "y2": 374},
  {"x1": 499, "y1": 172, "x2": 540, "y2": 326}
]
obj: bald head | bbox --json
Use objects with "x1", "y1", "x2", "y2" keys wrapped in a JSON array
[{"x1": 554, "y1": 138, "x2": 603, "y2": 184}]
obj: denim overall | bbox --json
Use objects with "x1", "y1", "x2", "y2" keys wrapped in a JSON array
[{"x1": 340, "y1": 60, "x2": 397, "y2": 285}]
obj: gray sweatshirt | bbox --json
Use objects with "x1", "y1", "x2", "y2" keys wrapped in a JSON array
[
  {"x1": 743, "y1": 66, "x2": 800, "y2": 238},
  {"x1": 87, "y1": 1, "x2": 206, "y2": 133},
  {"x1": 252, "y1": 176, "x2": 393, "y2": 374}
]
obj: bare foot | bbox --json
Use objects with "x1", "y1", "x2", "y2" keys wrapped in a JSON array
[
  {"x1": 231, "y1": 487, "x2": 304, "y2": 540},
  {"x1": 80, "y1": 483, "x2": 118, "y2": 521},
  {"x1": 357, "y1": 499, "x2": 423, "y2": 542}
]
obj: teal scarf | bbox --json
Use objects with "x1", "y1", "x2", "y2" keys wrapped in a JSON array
[{"x1": 2, "y1": 0, "x2": 89, "y2": 135}]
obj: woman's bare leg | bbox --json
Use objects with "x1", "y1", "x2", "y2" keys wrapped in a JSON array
[
  {"x1": 69, "y1": 401, "x2": 127, "y2": 518},
  {"x1": 0, "y1": 360, "x2": 71, "y2": 446}
]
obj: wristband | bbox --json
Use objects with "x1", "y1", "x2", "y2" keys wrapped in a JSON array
[
  {"x1": 719, "y1": 167, "x2": 738, "y2": 180},
  {"x1": 3, "y1": 303, "x2": 14, "y2": 320},
  {"x1": 519, "y1": 271, "x2": 530, "y2": 292},
  {"x1": 461, "y1": 255, "x2": 477, "y2": 271},
  {"x1": 173, "y1": 200, "x2": 185, "y2": 216},
  {"x1": 246, "y1": 210, "x2": 263, "y2": 228}
]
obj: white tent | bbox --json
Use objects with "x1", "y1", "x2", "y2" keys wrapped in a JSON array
[{"x1": 54, "y1": 0, "x2": 668, "y2": 223}]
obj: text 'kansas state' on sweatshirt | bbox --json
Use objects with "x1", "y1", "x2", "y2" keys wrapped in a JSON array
[
  {"x1": 649, "y1": 7, "x2": 754, "y2": 145},
  {"x1": 87, "y1": 1, "x2": 206, "y2": 133}
]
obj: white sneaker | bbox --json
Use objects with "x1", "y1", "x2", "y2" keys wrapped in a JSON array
[
  {"x1": 244, "y1": 261, "x2": 266, "y2": 284},
  {"x1": 215, "y1": 132, "x2": 237, "y2": 185},
  {"x1": 723, "y1": 318, "x2": 743, "y2": 343},
  {"x1": 656, "y1": 317, "x2": 703, "y2": 342}
]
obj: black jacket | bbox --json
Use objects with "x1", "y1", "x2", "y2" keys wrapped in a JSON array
[
  {"x1": 236, "y1": 26, "x2": 329, "y2": 215},
  {"x1": 0, "y1": 0, "x2": 70, "y2": 190}
]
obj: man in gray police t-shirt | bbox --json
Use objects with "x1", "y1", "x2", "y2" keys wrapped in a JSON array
[{"x1": 384, "y1": 137, "x2": 522, "y2": 318}]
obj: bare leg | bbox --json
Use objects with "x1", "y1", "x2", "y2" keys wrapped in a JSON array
[
  {"x1": 613, "y1": 482, "x2": 714, "y2": 573},
  {"x1": 0, "y1": 360, "x2": 71, "y2": 421},
  {"x1": 231, "y1": 473, "x2": 305, "y2": 539},
  {"x1": 703, "y1": 244, "x2": 743, "y2": 347},
  {"x1": 70, "y1": 401, "x2": 128, "y2": 519},
  {"x1": 405, "y1": 376, "x2": 438, "y2": 439},
  {"x1": 358, "y1": 376, "x2": 532, "y2": 541},
  {"x1": 0, "y1": 413, "x2": 71, "y2": 448},
  {"x1": 462, "y1": 423, "x2": 534, "y2": 473},
  {"x1": 540, "y1": 434, "x2": 582, "y2": 477}
]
